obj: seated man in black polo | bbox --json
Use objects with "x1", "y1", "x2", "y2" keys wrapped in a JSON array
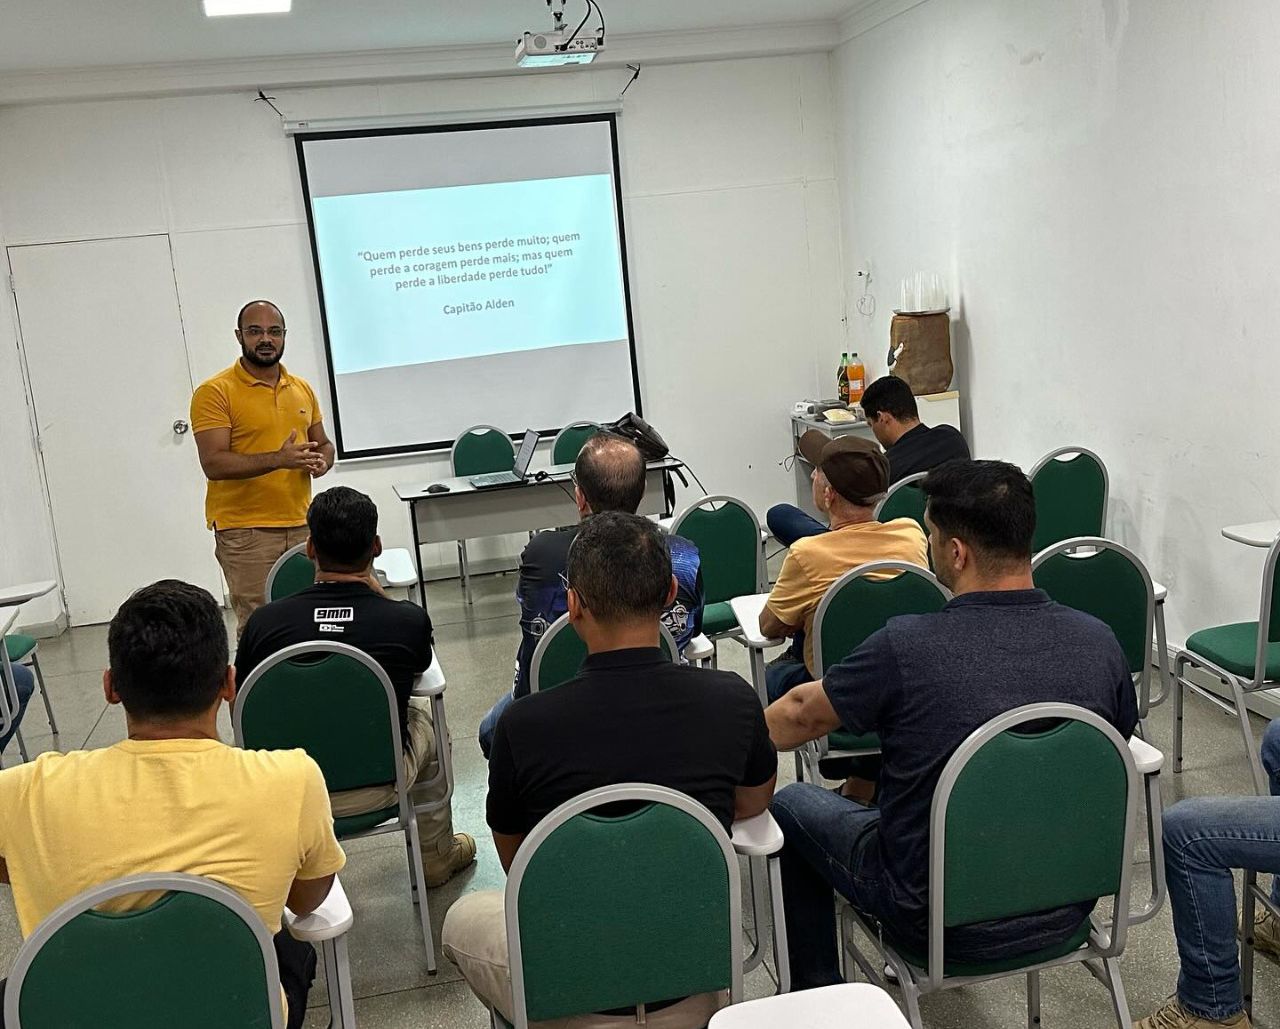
[
  {"x1": 767, "y1": 374, "x2": 970, "y2": 546},
  {"x1": 235, "y1": 486, "x2": 475, "y2": 888},
  {"x1": 477, "y1": 432, "x2": 704, "y2": 758},
  {"x1": 765, "y1": 460, "x2": 1137, "y2": 988},
  {"x1": 443, "y1": 511, "x2": 777, "y2": 1027}
]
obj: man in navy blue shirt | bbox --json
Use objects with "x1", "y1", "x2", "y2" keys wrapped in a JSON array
[
  {"x1": 477, "y1": 433, "x2": 704, "y2": 758},
  {"x1": 764, "y1": 459, "x2": 1138, "y2": 988}
]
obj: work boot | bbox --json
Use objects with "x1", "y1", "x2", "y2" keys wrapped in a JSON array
[
  {"x1": 423, "y1": 832, "x2": 477, "y2": 888},
  {"x1": 1135, "y1": 998, "x2": 1250, "y2": 1029},
  {"x1": 1251, "y1": 906, "x2": 1280, "y2": 959}
]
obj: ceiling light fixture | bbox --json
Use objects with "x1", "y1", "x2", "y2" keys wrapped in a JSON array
[{"x1": 202, "y1": 0, "x2": 291, "y2": 17}]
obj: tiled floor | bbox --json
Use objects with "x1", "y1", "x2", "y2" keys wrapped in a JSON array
[{"x1": 3, "y1": 569, "x2": 1278, "y2": 1028}]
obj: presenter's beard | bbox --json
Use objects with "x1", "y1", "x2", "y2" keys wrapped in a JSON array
[{"x1": 241, "y1": 342, "x2": 284, "y2": 368}]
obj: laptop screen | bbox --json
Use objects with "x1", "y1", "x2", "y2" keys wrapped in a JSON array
[{"x1": 513, "y1": 430, "x2": 539, "y2": 477}]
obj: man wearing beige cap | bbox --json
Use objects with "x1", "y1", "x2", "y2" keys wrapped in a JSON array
[{"x1": 760, "y1": 431, "x2": 927, "y2": 703}]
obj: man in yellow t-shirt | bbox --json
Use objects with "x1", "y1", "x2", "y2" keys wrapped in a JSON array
[
  {"x1": 0, "y1": 581, "x2": 346, "y2": 1028},
  {"x1": 191, "y1": 300, "x2": 335, "y2": 634},
  {"x1": 760, "y1": 431, "x2": 928, "y2": 703}
]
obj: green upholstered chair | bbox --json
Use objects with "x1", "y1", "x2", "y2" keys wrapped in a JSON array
[
  {"x1": 550, "y1": 422, "x2": 600, "y2": 465},
  {"x1": 1172, "y1": 533, "x2": 1280, "y2": 795},
  {"x1": 873, "y1": 472, "x2": 928, "y2": 534},
  {"x1": 499, "y1": 784, "x2": 743, "y2": 1028},
  {"x1": 1029, "y1": 447, "x2": 1108, "y2": 554},
  {"x1": 0, "y1": 612, "x2": 30, "y2": 764},
  {"x1": 451, "y1": 424, "x2": 518, "y2": 605},
  {"x1": 235, "y1": 641, "x2": 449, "y2": 972},
  {"x1": 839, "y1": 704, "x2": 1143, "y2": 1029},
  {"x1": 264, "y1": 542, "x2": 315, "y2": 602},
  {"x1": 1, "y1": 579, "x2": 60, "y2": 739},
  {"x1": 798, "y1": 561, "x2": 949, "y2": 783},
  {"x1": 670, "y1": 496, "x2": 766, "y2": 658},
  {"x1": 4, "y1": 873, "x2": 287, "y2": 1028},
  {"x1": 1032, "y1": 538, "x2": 1157, "y2": 721},
  {"x1": 530, "y1": 613, "x2": 676, "y2": 693}
]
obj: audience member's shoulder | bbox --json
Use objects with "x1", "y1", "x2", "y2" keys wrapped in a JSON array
[
  {"x1": 233, "y1": 745, "x2": 325, "y2": 786},
  {"x1": 675, "y1": 663, "x2": 760, "y2": 704},
  {"x1": 521, "y1": 525, "x2": 575, "y2": 565},
  {"x1": 1045, "y1": 598, "x2": 1126, "y2": 644}
]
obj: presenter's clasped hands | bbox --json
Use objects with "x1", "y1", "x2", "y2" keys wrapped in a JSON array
[{"x1": 277, "y1": 429, "x2": 329, "y2": 478}]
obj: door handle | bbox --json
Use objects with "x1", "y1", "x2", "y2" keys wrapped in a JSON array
[{"x1": 173, "y1": 419, "x2": 190, "y2": 435}]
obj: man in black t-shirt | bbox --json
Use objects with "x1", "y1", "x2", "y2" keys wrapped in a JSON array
[
  {"x1": 764, "y1": 461, "x2": 1136, "y2": 989},
  {"x1": 235, "y1": 486, "x2": 475, "y2": 888},
  {"x1": 443, "y1": 512, "x2": 776, "y2": 1027}
]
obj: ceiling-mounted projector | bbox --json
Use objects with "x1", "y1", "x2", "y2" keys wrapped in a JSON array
[{"x1": 516, "y1": 0, "x2": 606, "y2": 68}]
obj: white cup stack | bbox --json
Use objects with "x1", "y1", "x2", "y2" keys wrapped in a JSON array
[{"x1": 898, "y1": 271, "x2": 948, "y2": 314}]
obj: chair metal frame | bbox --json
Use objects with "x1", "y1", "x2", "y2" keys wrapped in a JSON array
[
  {"x1": 839, "y1": 703, "x2": 1143, "y2": 1029},
  {"x1": 872, "y1": 472, "x2": 928, "y2": 522},
  {"x1": 799, "y1": 561, "x2": 950, "y2": 783},
  {"x1": 1031, "y1": 537, "x2": 1158, "y2": 723},
  {"x1": 503, "y1": 783, "x2": 745, "y2": 1029},
  {"x1": 670, "y1": 494, "x2": 768, "y2": 661},
  {"x1": 451, "y1": 423, "x2": 518, "y2": 606},
  {"x1": 236, "y1": 640, "x2": 448, "y2": 972},
  {"x1": 529, "y1": 613, "x2": 678, "y2": 693},
  {"x1": 550, "y1": 421, "x2": 601, "y2": 465},
  {"x1": 4, "y1": 872, "x2": 286, "y2": 1029},
  {"x1": 264, "y1": 541, "x2": 311, "y2": 603},
  {"x1": 0, "y1": 608, "x2": 27, "y2": 765},
  {"x1": 1172, "y1": 533, "x2": 1280, "y2": 796}
]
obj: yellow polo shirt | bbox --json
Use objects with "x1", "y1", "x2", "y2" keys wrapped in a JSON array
[
  {"x1": 766, "y1": 518, "x2": 930, "y2": 675},
  {"x1": 0, "y1": 739, "x2": 346, "y2": 936},
  {"x1": 191, "y1": 362, "x2": 321, "y2": 530}
]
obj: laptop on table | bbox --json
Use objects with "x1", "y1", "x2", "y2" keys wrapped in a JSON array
[{"x1": 469, "y1": 430, "x2": 539, "y2": 489}]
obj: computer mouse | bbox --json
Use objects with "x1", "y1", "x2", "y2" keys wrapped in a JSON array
[{"x1": 426, "y1": 483, "x2": 450, "y2": 494}]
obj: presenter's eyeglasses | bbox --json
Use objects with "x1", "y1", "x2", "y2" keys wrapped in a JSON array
[{"x1": 242, "y1": 326, "x2": 285, "y2": 339}]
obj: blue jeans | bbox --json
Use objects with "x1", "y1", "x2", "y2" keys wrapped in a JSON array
[
  {"x1": 0, "y1": 663, "x2": 34, "y2": 754},
  {"x1": 765, "y1": 660, "x2": 813, "y2": 703},
  {"x1": 771, "y1": 782, "x2": 886, "y2": 989},
  {"x1": 1162, "y1": 718, "x2": 1280, "y2": 1020},
  {"x1": 766, "y1": 505, "x2": 827, "y2": 548},
  {"x1": 478, "y1": 690, "x2": 515, "y2": 760}
]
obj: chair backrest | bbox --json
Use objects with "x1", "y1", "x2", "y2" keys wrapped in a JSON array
[
  {"x1": 0, "y1": 613, "x2": 20, "y2": 737},
  {"x1": 551, "y1": 422, "x2": 600, "y2": 465},
  {"x1": 530, "y1": 613, "x2": 677, "y2": 693},
  {"x1": 812, "y1": 562, "x2": 949, "y2": 676},
  {"x1": 235, "y1": 641, "x2": 403, "y2": 794},
  {"x1": 873, "y1": 472, "x2": 928, "y2": 533},
  {"x1": 451, "y1": 424, "x2": 517, "y2": 476},
  {"x1": 5, "y1": 872, "x2": 284, "y2": 1029},
  {"x1": 1032, "y1": 538, "x2": 1155, "y2": 706},
  {"x1": 506, "y1": 784, "x2": 742, "y2": 1027},
  {"x1": 1029, "y1": 447, "x2": 1108, "y2": 553},
  {"x1": 264, "y1": 542, "x2": 315, "y2": 603},
  {"x1": 1260, "y1": 534, "x2": 1280, "y2": 657},
  {"x1": 670, "y1": 495, "x2": 765, "y2": 603},
  {"x1": 928, "y1": 703, "x2": 1137, "y2": 984}
]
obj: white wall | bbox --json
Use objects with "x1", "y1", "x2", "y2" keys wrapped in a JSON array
[
  {"x1": 0, "y1": 54, "x2": 842, "y2": 624},
  {"x1": 834, "y1": 0, "x2": 1280, "y2": 643},
  {"x1": 0, "y1": 203, "x2": 62, "y2": 627}
]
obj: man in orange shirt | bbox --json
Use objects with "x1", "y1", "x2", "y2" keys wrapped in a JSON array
[{"x1": 191, "y1": 300, "x2": 335, "y2": 634}]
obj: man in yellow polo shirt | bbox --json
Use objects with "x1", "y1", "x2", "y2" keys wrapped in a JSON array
[
  {"x1": 191, "y1": 300, "x2": 335, "y2": 634},
  {"x1": 0, "y1": 580, "x2": 346, "y2": 1027}
]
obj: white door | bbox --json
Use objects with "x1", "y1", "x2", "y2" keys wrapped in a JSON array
[{"x1": 8, "y1": 235, "x2": 223, "y2": 624}]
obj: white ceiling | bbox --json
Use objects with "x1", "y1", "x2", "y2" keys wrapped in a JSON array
[{"x1": 0, "y1": 0, "x2": 865, "y2": 74}]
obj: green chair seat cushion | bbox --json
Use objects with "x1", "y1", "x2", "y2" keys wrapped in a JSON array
[
  {"x1": 701, "y1": 602, "x2": 739, "y2": 637},
  {"x1": 1185, "y1": 621, "x2": 1280, "y2": 680},
  {"x1": 334, "y1": 805, "x2": 398, "y2": 838},
  {"x1": 885, "y1": 916, "x2": 1092, "y2": 977},
  {"x1": 829, "y1": 729, "x2": 881, "y2": 753},
  {"x1": 4, "y1": 634, "x2": 37, "y2": 662}
]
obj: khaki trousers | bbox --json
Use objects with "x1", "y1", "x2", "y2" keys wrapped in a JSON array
[
  {"x1": 442, "y1": 891, "x2": 728, "y2": 1029},
  {"x1": 329, "y1": 697, "x2": 455, "y2": 868},
  {"x1": 213, "y1": 525, "x2": 310, "y2": 636}
]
